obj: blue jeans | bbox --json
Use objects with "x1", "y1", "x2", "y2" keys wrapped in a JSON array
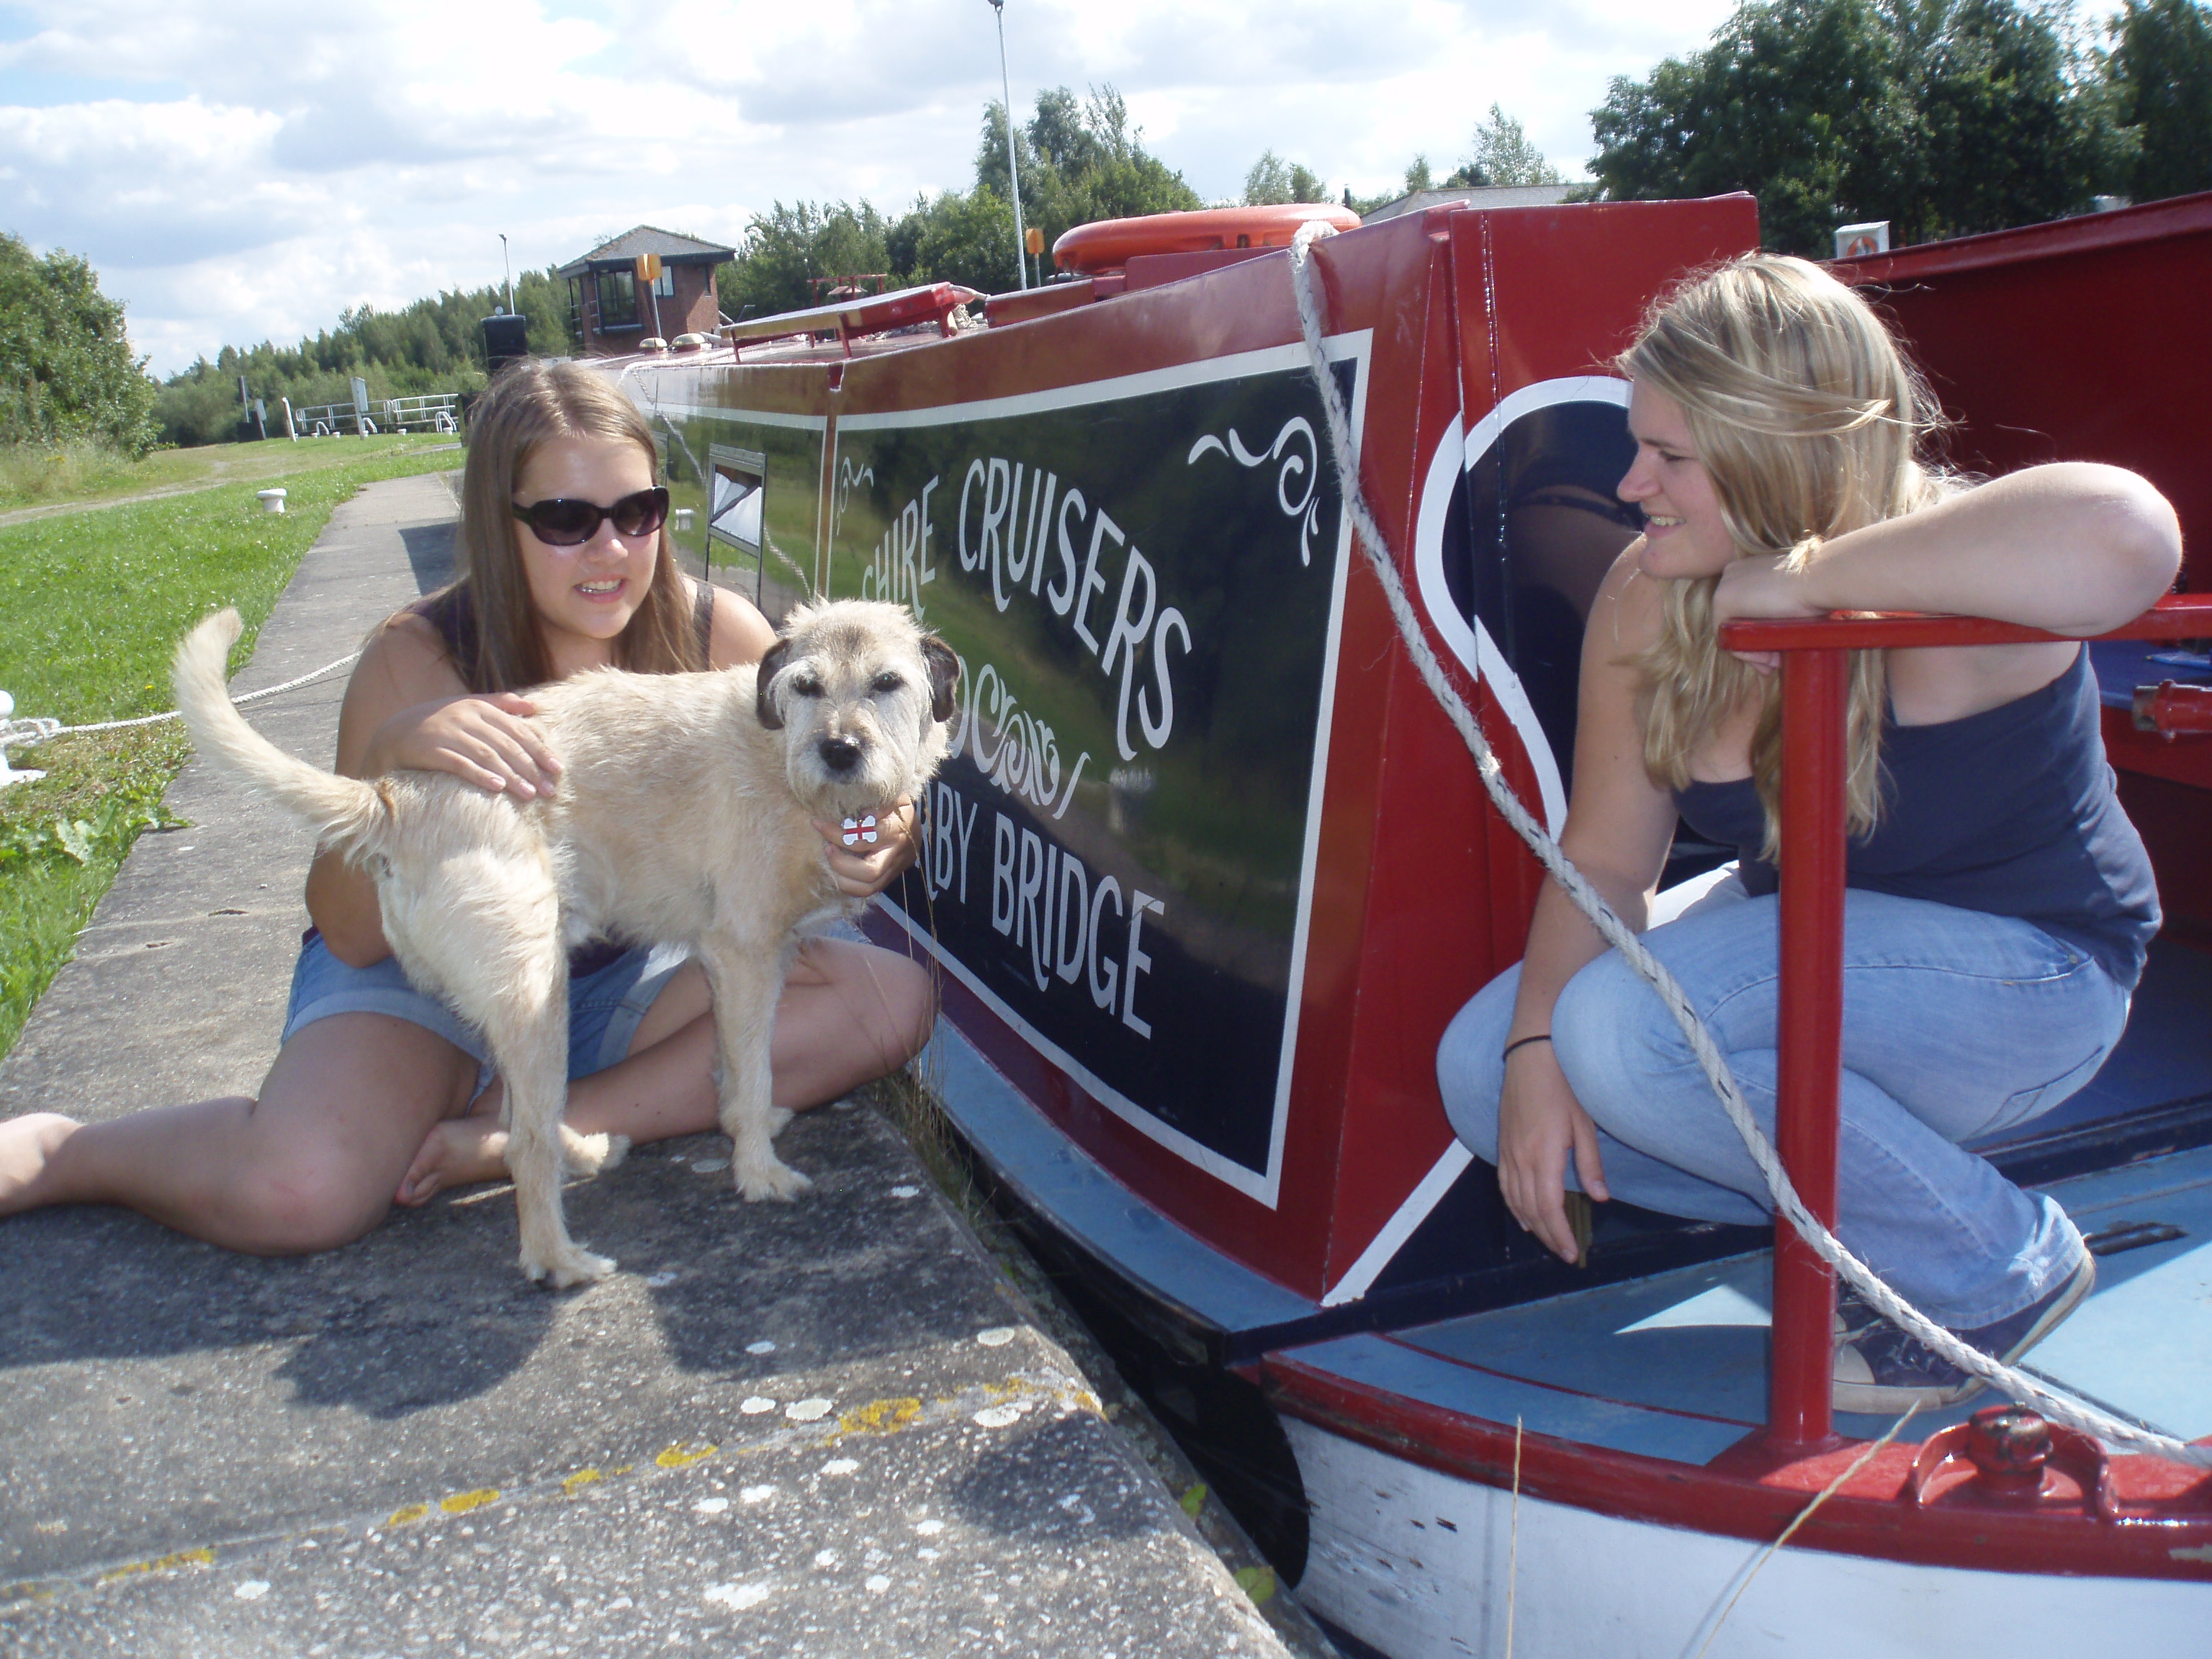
[
  {"x1": 1437, "y1": 886, "x2": 2128, "y2": 1328},
  {"x1": 282, "y1": 931, "x2": 690, "y2": 1093}
]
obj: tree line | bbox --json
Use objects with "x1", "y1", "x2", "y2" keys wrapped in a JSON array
[
  {"x1": 1590, "y1": 0, "x2": 2212, "y2": 255},
  {"x1": 6, "y1": 0, "x2": 2208, "y2": 451},
  {"x1": 153, "y1": 269, "x2": 573, "y2": 449},
  {"x1": 720, "y1": 94, "x2": 1571, "y2": 318}
]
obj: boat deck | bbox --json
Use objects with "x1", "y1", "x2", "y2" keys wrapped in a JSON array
[
  {"x1": 1279, "y1": 932, "x2": 2212, "y2": 1461},
  {"x1": 1323, "y1": 1138, "x2": 2212, "y2": 1462},
  {"x1": 943, "y1": 928, "x2": 2212, "y2": 1466}
]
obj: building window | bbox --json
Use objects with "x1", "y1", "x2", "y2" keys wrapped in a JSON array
[
  {"x1": 597, "y1": 269, "x2": 639, "y2": 328},
  {"x1": 652, "y1": 267, "x2": 675, "y2": 297}
]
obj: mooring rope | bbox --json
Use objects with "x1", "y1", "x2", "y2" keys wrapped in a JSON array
[
  {"x1": 0, "y1": 649, "x2": 363, "y2": 749},
  {"x1": 1288, "y1": 220, "x2": 2210, "y2": 1468}
]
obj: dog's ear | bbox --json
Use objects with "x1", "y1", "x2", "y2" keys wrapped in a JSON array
[
  {"x1": 920, "y1": 634, "x2": 961, "y2": 724},
  {"x1": 754, "y1": 639, "x2": 793, "y2": 730}
]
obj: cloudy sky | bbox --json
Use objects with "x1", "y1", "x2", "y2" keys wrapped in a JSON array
[{"x1": 0, "y1": 0, "x2": 1762, "y2": 375}]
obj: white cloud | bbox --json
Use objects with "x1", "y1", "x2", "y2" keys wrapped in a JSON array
[{"x1": 1, "y1": 0, "x2": 1750, "y2": 374}]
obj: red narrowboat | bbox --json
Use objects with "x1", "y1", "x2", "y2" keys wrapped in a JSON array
[{"x1": 606, "y1": 191, "x2": 2212, "y2": 1656}]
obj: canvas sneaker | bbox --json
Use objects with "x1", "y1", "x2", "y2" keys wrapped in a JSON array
[{"x1": 1831, "y1": 1254, "x2": 2097, "y2": 1416}]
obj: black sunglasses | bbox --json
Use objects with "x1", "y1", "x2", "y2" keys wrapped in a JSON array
[{"x1": 511, "y1": 486, "x2": 670, "y2": 547}]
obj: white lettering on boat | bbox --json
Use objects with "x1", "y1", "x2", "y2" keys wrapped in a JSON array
[
  {"x1": 858, "y1": 475, "x2": 939, "y2": 620},
  {"x1": 950, "y1": 457, "x2": 1191, "y2": 759}
]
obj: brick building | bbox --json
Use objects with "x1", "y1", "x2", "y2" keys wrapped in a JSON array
[{"x1": 558, "y1": 226, "x2": 736, "y2": 356}]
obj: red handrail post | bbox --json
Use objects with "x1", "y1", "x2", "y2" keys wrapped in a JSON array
[{"x1": 1770, "y1": 646, "x2": 1850, "y2": 1451}]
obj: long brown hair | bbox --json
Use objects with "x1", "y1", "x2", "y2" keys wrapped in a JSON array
[
  {"x1": 428, "y1": 360, "x2": 701, "y2": 692},
  {"x1": 1619, "y1": 254, "x2": 1948, "y2": 856}
]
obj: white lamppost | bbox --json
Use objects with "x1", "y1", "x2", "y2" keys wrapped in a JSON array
[
  {"x1": 985, "y1": 0, "x2": 1029, "y2": 291},
  {"x1": 499, "y1": 233, "x2": 516, "y2": 315}
]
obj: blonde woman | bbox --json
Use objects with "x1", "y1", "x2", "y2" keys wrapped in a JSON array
[
  {"x1": 1437, "y1": 254, "x2": 2180, "y2": 1413},
  {"x1": 0, "y1": 361, "x2": 936, "y2": 1252}
]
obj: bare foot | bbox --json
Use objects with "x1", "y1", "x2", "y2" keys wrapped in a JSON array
[
  {"x1": 0, "y1": 1114, "x2": 80, "y2": 1214},
  {"x1": 395, "y1": 1103, "x2": 510, "y2": 1207}
]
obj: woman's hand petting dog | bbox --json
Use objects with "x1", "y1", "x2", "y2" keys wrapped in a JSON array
[
  {"x1": 369, "y1": 694, "x2": 564, "y2": 801},
  {"x1": 812, "y1": 798, "x2": 920, "y2": 898}
]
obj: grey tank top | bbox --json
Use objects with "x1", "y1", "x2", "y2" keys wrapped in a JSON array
[{"x1": 1674, "y1": 647, "x2": 2159, "y2": 989}]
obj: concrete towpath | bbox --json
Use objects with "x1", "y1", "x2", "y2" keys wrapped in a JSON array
[{"x1": 0, "y1": 473, "x2": 1300, "y2": 1658}]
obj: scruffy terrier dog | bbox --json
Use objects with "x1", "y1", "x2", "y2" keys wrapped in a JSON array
[{"x1": 173, "y1": 599, "x2": 957, "y2": 1287}]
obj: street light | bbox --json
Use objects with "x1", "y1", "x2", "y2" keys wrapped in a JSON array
[
  {"x1": 985, "y1": 0, "x2": 1029, "y2": 291},
  {"x1": 499, "y1": 233, "x2": 516, "y2": 315}
]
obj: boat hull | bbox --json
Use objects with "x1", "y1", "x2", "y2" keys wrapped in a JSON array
[{"x1": 1286, "y1": 1419, "x2": 2212, "y2": 1659}]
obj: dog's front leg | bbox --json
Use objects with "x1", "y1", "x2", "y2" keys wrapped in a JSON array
[{"x1": 700, "y1": 939, "x2": 811, "y2": 1201}]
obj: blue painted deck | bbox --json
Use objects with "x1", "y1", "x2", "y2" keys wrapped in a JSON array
[
  {"x1": 1324, "y1": 1141, "x2": 2212, "y2": 1460},
  {"x1": 932, "y1": 912, "x2": 2212, "y2": 1465},
  {"x1": 1978, "y1": 938, "x2": 2212, "y2": 1146}
]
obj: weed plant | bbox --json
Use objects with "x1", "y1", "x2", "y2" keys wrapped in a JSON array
[
  {"x1": 0, "y1": 449, "x2": 460, "y2": 1059},
  {"x1": 0, "y1": 440, "x2": 143, "y2": 508}
]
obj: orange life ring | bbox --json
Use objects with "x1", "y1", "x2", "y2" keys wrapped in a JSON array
[{"x1": 1051, "y1": 203, "x2": 1362, "y2": 275}]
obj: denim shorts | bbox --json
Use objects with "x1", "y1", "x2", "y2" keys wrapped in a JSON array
[{"x1": 281, "y1": 930, "x2": 690, "y2": 1089}]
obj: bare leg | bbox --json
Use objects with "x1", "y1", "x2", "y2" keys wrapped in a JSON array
[
  {"x1": 0, "y1": 1014, "x2": 477, "y2": 1252},
  {"x1": 396, "y1": 937, "x2": 936, "y2": 1204}
]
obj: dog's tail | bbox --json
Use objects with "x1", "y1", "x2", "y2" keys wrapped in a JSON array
[{"x1": 172, "y1": 609, "x2": 392, "y2": 860}]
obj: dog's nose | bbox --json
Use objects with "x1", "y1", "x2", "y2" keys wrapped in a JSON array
[{"x1": 817, "y1": 735, "x2": 862, "y2": 774}]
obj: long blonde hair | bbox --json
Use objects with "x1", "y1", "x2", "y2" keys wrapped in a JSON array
[
  {"x1": 431, "y1": 360, "x2": 700, "y2": 693},
  {"x1": 1620, "y1": 254, "x2": 1946, "y2": 855}
]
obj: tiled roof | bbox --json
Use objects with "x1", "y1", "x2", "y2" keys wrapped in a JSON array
[{"x1": 557, "y1": 225, "x2": 737, "y2": 276}]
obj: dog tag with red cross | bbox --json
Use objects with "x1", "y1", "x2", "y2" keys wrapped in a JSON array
[{"x1": 841, "y1": 814, "x2": 879, "y2": 847}]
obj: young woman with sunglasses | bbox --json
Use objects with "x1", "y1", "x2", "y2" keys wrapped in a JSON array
[{"x1": 0, "y1": 361, "x2": 937, "y2": 1251}]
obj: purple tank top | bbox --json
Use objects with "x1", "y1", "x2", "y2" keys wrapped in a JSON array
[{"x1": 1674, "y1": 647, "x2": 2159, "y2": 988}]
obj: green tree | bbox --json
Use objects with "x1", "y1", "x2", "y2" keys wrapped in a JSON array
[
  {"x1": 716, "y1": 83, "x2": 1202, "y2": 308},
  {"x1": 725, "y1": 201, "x2": 894, "y2": 318},
  {"x1": 2108, "y1": 0, "x2": 2212, "y2": 201},
  {"x1": 1243, "y1": 150, "x2": 1327, "y2": 205},
  {"x1": 0, "y1": 233, "x2": 158, "y2": 456},
  {"x1": 889, "y1": 187, "x2": 1022, "y2": 294},
  {"x1": 1453, "y1": 105, "x2": 1563, "y2": 187},
  {"x1": 1404, "y1": 155, "x2": 1434, "y2": 194},
  {"x1": 976, "y1": 86, "x2": 1201, "y2": 267},
  {"x1": 1588, "y1": 0, "x2": 2131, "y2": 255}
]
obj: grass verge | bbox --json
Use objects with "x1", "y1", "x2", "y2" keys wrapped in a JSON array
[
  {"x1": 0, "y1": 433, "x2": 460, "y2": 516},
  {"x1": 0, "y1": 449, "x2": 463, "y2": 1061}
]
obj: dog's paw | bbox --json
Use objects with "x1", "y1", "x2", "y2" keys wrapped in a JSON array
[
  {"x1": 734, "y1": 1159, "x2": 814, "y2": 1202},
  {"x1": 559, "y1": 1128, "x2": 629, "y2": 1177},
  {"x1": 521, "y1": 1244, "x2": 618, "y2": 1287}
]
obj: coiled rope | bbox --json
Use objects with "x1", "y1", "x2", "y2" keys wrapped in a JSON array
[
  {"x1": 0, "y1": 650, "x2": 362, "y2": 750},
  {"x1": 1288, "y1": 220, "x2": 2210, "y2": 1468}
]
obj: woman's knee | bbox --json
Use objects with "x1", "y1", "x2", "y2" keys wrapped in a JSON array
[
  {"x1": 1554, "y1": 950, "x2": 1688, "y2": 1119},
  {"x1": 225, "y1": 1138, "x2": 391, "y2": 1254},
  {"x1": 806, "y1": 938, "x2": 938, "y2": 1072},
  {"x1": 1437, "y1": 968, "x2": 1518, "y2": 1159},
  {"x1": 876, "y1": 953, "x2": 939, "y2": 1067}
]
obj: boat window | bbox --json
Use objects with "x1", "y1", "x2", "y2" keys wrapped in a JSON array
[
  {"x1": 1441, "y1": 400, "x2": 1641, "y2": 783},
  {"x1": 707, "y1": 444, "x2": 768, "y2": 604}
]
